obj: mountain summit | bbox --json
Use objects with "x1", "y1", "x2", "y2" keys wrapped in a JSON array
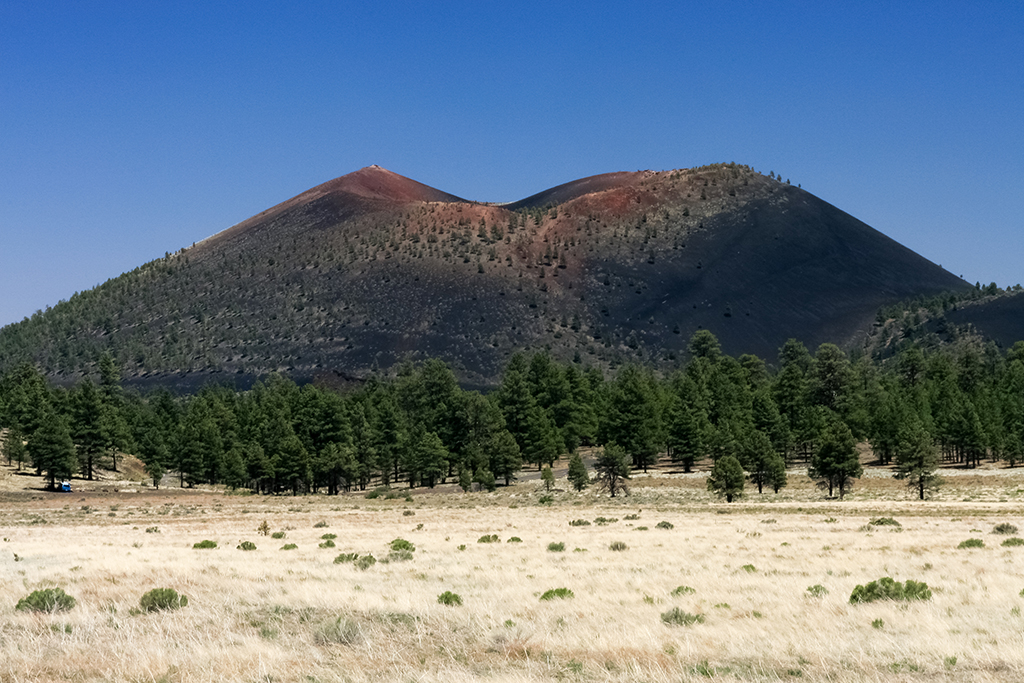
[{"x1": 0, "y1": 163, "x2": 968, "y2": 389}]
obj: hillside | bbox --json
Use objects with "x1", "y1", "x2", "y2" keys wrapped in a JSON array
[{"x1": 0, "y1": 163, "x2": 968, "y2": 390}]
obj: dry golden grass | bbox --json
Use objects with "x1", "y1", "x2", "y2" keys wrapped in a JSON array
[{"x1": 3, "y1": 470, "x2": 1024, "y2": 681}]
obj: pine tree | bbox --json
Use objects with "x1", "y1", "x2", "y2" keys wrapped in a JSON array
[
  {"x1": 70, "y1": 379, "x2": 105, "y2": 480},
  {"x1": 567, "y1": 451, "x2": 589, "y2": 491},
  {"x1": 809, "y1": 421, "x2": 862, "y2": 499},
  {"x1": 541, "y1": 465, "x2": 555, "y2": 492},
  {"x1": 594, "y1": 442, "x2": 630, "y2": 497},
  {"x1": 707, "y1": 454, "x2": 745, "y2": 502},
  {"x1": 893, "y1": 422, "x2": 941, "y2": 500},
  {"x1": 28, "y1": 406, "x2": 78, "y2": 490}
]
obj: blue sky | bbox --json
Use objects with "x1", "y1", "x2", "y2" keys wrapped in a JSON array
[{"x1": 2, "y1": 2, "x2": 1022, "y2": 327}]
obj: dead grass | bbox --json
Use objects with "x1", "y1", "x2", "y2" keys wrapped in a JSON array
[{"x1": 2, "y1": 464, "x2": 1024, "y2": 681}]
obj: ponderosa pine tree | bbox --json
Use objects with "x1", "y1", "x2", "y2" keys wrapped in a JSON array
[
  {"x1": 28, "y1": 405, "x2": 78, "y2": 490},
  {"x1": 809, "y1": 420, "x2": 862, "y2": 499},
  {"x1": 707, "y1": 454, "x2": 745, "y2": 502},
  {"x1": 893, "y1": 420, "x2": 941, "y2": 500},
  {"x1": 601, "y1": 365, "x2": 662, "y2": 471},
  {"x1": 594, "y1": 442, "x2": 630, "y2": 497},
  {"x1": 567, "y1": 451, "x2": 589, "y2": 491},
  {"x1": 70, "y1": 378, "x2": 105, "y2": 480}
]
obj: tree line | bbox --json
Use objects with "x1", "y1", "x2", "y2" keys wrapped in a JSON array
[{"x1": 2, "y1": 330, "x2": 1024, "y2": 500}]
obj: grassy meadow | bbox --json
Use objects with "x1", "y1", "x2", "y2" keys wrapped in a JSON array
[{"x1": 2, "y1": 465, "x2": 1024, "y2": 682}]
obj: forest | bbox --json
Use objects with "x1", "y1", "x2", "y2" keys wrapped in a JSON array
[{"x1": 2, "y1": 328, "x2": 1024, "y2": 501}]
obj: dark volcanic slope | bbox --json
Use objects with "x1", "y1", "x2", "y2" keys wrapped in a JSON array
[
  {"x1": 0, "y1": 164, "x2": 968, "y2": 390},
  {"x1": 943, "y1": 292, "x2": 1024, "y2": 349}
]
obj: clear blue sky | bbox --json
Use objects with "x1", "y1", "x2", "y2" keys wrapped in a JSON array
[{"x1": 2, "y1": 2, "x2": 1022, "y2": 327}]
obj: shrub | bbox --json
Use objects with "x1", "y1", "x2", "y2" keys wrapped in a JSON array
[
  {"x1": 402, "y1": 510, "x2": 415, "y2": 516},
  {"x1": 849, "y1": 577, "x2": 932, "y2": 603},
  {"x1": 624, "y1": 513, "x2": 640, "y2": 520},
  {"x1": 477, "y1": 534, "x2": 500, "y2": 544},
  {"x1": 319, "y1": 540, "x2": 336, "y2": 548},
  {"x1": 1001, "y1": 537, "x2": 1024, "y2": 547},
  {"x1": 271, "y1": 531, "x2": 286, "y2": 539},
  {"x1": 993, "y1": 523, "x2": 1019, "y2": 535},
  {"x1": 321, "y1": 533, "x2": 337, "y2": 540},
  {"x1": 869, "y1": 517, "x2": 901, "y2": 528},
  {"x1": 139, "y1": 588, "x2": 188, "y2": 612},
  {"x1": 390, "y1": 538, "x2": 415, "y2": 552},
  {"x1": 15, "y1": 588, "x2": 76, "y2": 612},
  {"x1": 594, "y1": 517, "x2": 618, "y2": 525},
  {"x1": 334, "y1": 552, "x2": 359, "y2": 564},
  {"x1": 315, "y1": 616, "x2": 361, "y2": 645},
  {"x1": 257, "y1": 521, "x2": 270, "y2": 536},
  {"x1": 958, "y1": 538, "x2": 984, "y2": 549},
  {"x1": 634, "y1": 526, "x2": 648, "y2": 531},
  {"x1": 741, "y1": 564, "x2": 756, "y2": 573},
  {"x1": 437, "y1": 591, "x2": 463, "y2": 606},
  {"x1": 365, "y1": 490, "x2": 381, "y2": 499},
  {"x1": 507, "y1": 537, "x2": 522, "y2": 543},
  {"x1": 538, "y1": 495, "x2": 554, "y2": 505},
  {"x1": 354, "y1": 554, "x2": 376, "y2": 570},
  {"x1": 656, "y1": 521, "x2": 674, "y2": 530},
  {"x1": 313, "y1": 521, "x2": 328, "y2": 528},
  {"x1": 385, "y1": 550, "x2": 413, "y2": 563},
  {"x1": 807, "y1": 584, "x2": 829, "y2": 598},
  {"x1": 281, "y1": 543, "x2": 298, "y2": 550},
  {"x1": 660, "y1": 607, "x2": 705, "y2": 626},
  {"x1": 609, "y1": 541, "x2": 627, "y2": 551},
  {"x1": 193, "y1": 540, "x2": 217, "y2": 549},
  {"x1": 548, "y1": 542, "x2": 566, "y2": 552},
  {"x1": 569, "y1": 519, "x2": 591, "y2": 526},
  {"x1": 237, "y1": 541, "x2": 257, "y2": 551},
  {"x1": 540, "y1": 588, "x2": 574, "y2": 601},
  {"x1": 671, "y1": 586, "x2": 695, "y2": 596},
  {"x1": 145, "y1": 526, "x2": 159, "y2": 533},
  {"x1": 872, "y1": 618, "x2": 884, "y2": 629}
]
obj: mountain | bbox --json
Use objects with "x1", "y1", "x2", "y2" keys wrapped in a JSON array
[{"x1": 0, "y1": 163, "x2": 969, "y2": 390}]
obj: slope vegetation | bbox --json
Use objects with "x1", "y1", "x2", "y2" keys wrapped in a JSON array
[{"x1": 0, "y1": 164, "x2": 967, "y2": 389}]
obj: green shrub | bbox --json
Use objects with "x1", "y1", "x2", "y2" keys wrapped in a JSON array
[
  {"x1": 1001, "y1": 537, "x2": 1024, "y2": 547},
  {"x1": 634, "y1": 526, "x2": 648, "y2": 531},
  {"x1": 457, "y1": 544, "x2": 466, "y2": 551},
  {"x1": 437, "y1": 591, "x2": 463, "y2": 606},
  {"x1": 569, "y1": 519, "x2": 591, "y2": 526},
  {"x1": 507, "y1": 537, "x2": 522, "y2": 543},
  {"x1": 365, "y1": 490, "x2": 381, "y2": 499},
  {"x1": 609, "y1": 541, "x2": 627, "y2": 552},
  {"x1": 402, "y1": 510, "x2": 415, "y2": 516},
  {"x1": 139, "y1": 588, "x2": 188, "y2": 612},
  {"x1": 334, "y1": 552, "x2": 359, "y2": 564},
  {"x1": 958, "y1": 538, "x2": 984, "y2": 549},
  {"x1": 594, "y1": 517, "x2": 618, "y2": 525},
  {"x1": 849, "y1": 577, "x2": 932, "y2": 603},
  {"x1": 15, "y1": 588, "x2": 76, "y2": 613},
  {"x1": 271, "y1": 531, "x2": 286, "y2": 539},
  {"x1": 237, "y1": 541, "x2": 257, "y2": 551},
  {"x1": 671, "y1": 586, "x2": 695, "y2": 596},
  {"x1": 193, "y1": 540, "x2": 217, "y2": 549},
  {"x1": 741, "y1": 564, "x2": 756, "y2": 573},
  {"x1": 869, "y1": 517, "x2": 901, "y2": 528},
  {"x1": 145, "y1": 526, "x2": 159, "y2": 533},
  {"x1": 319, "y1": 539, "x2": 336, "y2": 548},
  {"x1": 807, "y1": 584, "x2": 829, "y2": 598},
  {"x1": 624, "y1": 513, "x2": 640, "y2": 520},
  {"x1": 257, "y1": 521, "x2": 270, "y2": 536},
  {"x1": 538, "y1": 495, "x2": 554, "y2": 505},
  {"x1": 548, "y1": 542, "x2": 566, "y2": 552},
  {"x1": 477, "y1": 534, "x2": 500, "y2": 544},
  {"x1": 390, "y1": 538, "x2": 415, "y2": 552},
  {"x1": 660, "y1": 607, "x2": 705, "y2": 626},
  {"x1": 313, "y1": 521, "x2": 328, "y2": 528},
  {"x1": 321, "y1": 533, "x2": 337, "y2": 540},
  {"x1": 872, "y1": 618, "x2": 884, "y2": 629},
  {"x1": 315, "y1": 616, "x2": 361, "y2": 645},
  {"x1": 354, "y1": 554, "x2": 376, "y2": 570},
  {"x1": 993, "y1": 523, "x2": 1019, "y2": 535},
  {"x1": 281, "y1": 543, "x2": 298, "y2": 550},
  {"x1": 540, "y1": 588, "x2": 574, "y2": 601},
  {"x1": 656, "y1": 521, "x2": 674, "y2": 530}
]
